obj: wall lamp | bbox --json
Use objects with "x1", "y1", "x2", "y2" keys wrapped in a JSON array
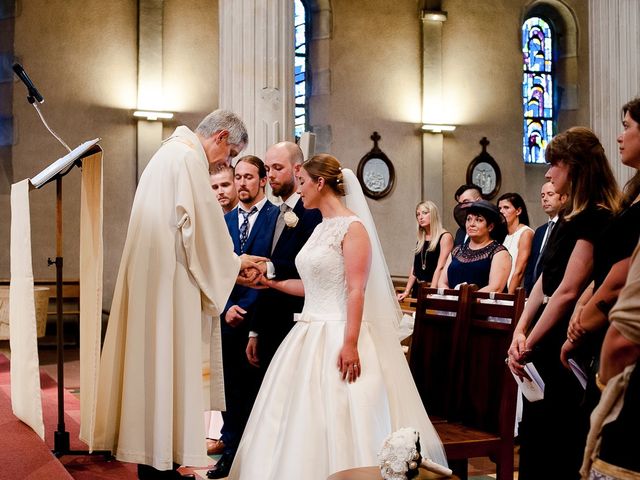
[
  {"x1": 133, "y1": 110, "x2": 174, "y2": 121},
  {"x1": 422, "y1": 123, "x2": 456, "y2": 133}
]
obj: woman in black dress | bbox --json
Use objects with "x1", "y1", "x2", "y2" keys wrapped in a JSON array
[
  {"x1": 507, "y1": 127, "x2": 622, "y2": 480},
  {"x1": 397, "y1": 201, "x2": 453, "y2": 300}
]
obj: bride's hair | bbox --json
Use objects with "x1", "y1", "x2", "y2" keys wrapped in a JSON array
[{"x1": 302, "y1": 154, "x2": 346, "y2": 196}]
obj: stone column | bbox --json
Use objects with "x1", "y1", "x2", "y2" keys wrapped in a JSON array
[
  {"x1": 219, "y1": 0, "x2": 294, "y2": 157},
  {"x1": 589, "y1": 0, "x2": 640, "y2": 187},
  {"x1": 421, "y1": 9, "x2": 447, "y2": 207},
  {"x1": 136, "y1": 0, "x2": 163, "y2": 180}
]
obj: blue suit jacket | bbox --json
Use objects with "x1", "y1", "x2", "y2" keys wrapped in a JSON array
[
  {"x1": 523, "y1": 222, "x2": 549, "y2": 295},
  {"x1": 222, "y1": 200, "x2": 279, "y2": 329}
]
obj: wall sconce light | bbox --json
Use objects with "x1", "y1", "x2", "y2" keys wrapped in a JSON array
[
  {"x1": 422, "y1": 123, "x2": 456, "y2": 133},
  {"x1": 422, "y1": 10, "x2": 448, "y2": 22},
  {"x1": 133, "y1": 110, "x2": 174, "y2": 121}
]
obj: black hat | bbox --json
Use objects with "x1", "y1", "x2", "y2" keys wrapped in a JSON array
[{"x1": 454, "y1": 200, "x2": 507, "y2": 241}]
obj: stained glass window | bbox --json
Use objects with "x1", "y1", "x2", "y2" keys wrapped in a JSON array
[
  {"x1": 294, "y1": 0, "x2": 307, "y2": 141},
  {"x1": 522, "y1": 17, "x2": 554, "y2": 164}
]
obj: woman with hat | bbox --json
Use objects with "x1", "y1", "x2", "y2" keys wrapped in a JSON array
[{"x1": 437, "y1": 199, "x2": 511, "y2": 292}]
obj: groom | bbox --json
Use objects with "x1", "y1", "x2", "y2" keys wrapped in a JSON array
[{"x1": 246, "y1": 141, "x2": 321, "y2": 370}]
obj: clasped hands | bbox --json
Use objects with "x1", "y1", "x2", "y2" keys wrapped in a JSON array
[
  {"x1": 506, "y1": 332, "x2": 534, "y2": 381},
  {"x1": 236, "y1": 254, "x2": 269, "y2": 286}
]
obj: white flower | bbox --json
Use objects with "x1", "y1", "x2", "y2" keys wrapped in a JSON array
[{"x1": 284, "y1": 210, "x2": 299, "y2": 228}]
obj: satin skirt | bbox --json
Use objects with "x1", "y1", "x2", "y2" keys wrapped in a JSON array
[{"x1": 228, "y1": 314, "x2": 391, "y2": 480}]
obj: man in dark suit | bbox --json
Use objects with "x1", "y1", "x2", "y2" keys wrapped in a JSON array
[
  {"x1": 523, "y1": 181, "x2": 567, "y2": 295},
  {"x1": 245, "y1": 141, "x2": 321, "y2": 371},
  {"x1": 453, "y1": 184, "x2": 483, "y2": 246},
  {"x1": 208, "y1": 155, "x2": 278, "y2": 479}
]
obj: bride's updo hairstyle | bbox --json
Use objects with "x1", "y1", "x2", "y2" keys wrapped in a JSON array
[{"x1": 302, "y1": 154, "x2": 346, "y2": 196}]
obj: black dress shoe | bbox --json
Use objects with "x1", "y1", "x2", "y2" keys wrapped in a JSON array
[{"x1": 206, "y1": 453, "x2": 233, "y2": 479}]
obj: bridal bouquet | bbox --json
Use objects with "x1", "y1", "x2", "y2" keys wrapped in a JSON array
[{"x1": 378, "y1": 428, "x2": 452, "y2": 480}]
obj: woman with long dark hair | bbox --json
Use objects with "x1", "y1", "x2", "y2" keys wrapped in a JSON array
[
  {"x1": 507, "y1": 127, "x2": 621, "y2": 479},
  {"x1": 498, "y1": 192, "x2": 534, "y2": 293}
]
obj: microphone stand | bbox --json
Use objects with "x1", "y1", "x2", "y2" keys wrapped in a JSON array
[{"x1": 14, "y1": 64, "x2": 111, "y2": 460}]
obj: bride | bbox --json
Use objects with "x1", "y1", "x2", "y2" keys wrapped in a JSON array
[{"x1": 227, "y1": 154, "x2": 447, "y2": 479}]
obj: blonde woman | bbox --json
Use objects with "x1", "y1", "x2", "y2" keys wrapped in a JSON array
[{"x1": 397, "y1": 201, "x2": 453, "y2": 301}]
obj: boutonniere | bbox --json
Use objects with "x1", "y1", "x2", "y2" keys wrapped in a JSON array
[{"x1": 284, "y1": 211, "x2": 299, "y2": 228}]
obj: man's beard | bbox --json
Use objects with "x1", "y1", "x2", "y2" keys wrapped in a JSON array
[{"x1": 272, "y1": 180, "x2": 294, "y2": 198}]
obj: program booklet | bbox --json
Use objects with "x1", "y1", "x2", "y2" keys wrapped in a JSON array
[
  {"x1": 30, "y1": 138, "x2": 100, "y2": 188},
  {"x1": 511, "y1": 362, "x2": 545, "y2": 402}
]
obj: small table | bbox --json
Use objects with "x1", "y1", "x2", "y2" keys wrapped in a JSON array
[{"x1": 328, "y1": 466, "x2": 457, "y2": 480}]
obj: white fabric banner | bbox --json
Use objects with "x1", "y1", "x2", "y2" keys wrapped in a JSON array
[{"x1": 9, "y1": 179, "x2": 45, "y2": 440}]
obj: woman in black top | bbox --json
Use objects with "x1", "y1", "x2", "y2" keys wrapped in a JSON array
[
  {"x1": 397, "y1": 201, "x2": 453, "y2": 300},
  {"x1": 507, "y1": 127, "x2": 622, "y2": 480}
]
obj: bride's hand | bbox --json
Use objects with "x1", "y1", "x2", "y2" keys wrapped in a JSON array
[{"x1": 337, "y1": 343, "x2": 361, "y2": 383}]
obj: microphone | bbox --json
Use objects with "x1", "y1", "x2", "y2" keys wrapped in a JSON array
[{"x1": 12, "y1": 63, "x2": 44, "y2": 104}]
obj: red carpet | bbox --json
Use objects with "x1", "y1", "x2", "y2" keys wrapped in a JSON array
[{"x1": 0, "y1": 354, "x2": 137, "y2": 479}]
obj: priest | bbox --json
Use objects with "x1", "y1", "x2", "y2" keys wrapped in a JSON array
[{"x1": 84, "y1": 110, "x2": 261, "y2": 479}]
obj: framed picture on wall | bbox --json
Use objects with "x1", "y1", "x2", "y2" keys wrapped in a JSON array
[
  {"x1": 466, "y1": 137, "x2": 501, "y2": 199},
  {"x1": 357, "y1": 131, "x2": 395, "y2": 199}
]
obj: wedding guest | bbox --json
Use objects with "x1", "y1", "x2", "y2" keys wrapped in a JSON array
[
  {"x1": 523, "y1": 182, "x2": 567, "y2": 295},
  {"x1": 581, "y1": 240, "x2": 640, "y2": 478},
  {"x1": 498, "y1": 192, "x2": 534, "y2": 293},
  {"x1": 507, "y1": 127, "x2": 621, "y2": 480},
  {"x1": 87, "y1": 110, "x2": 264, "y2": 480},
  {"x1": 209, "y1": 156, "x2": 279, "y2": 479},
  {"x1": 559, "y1": 97, "x2": 640, "y2": 409},
  {"x1": 227, "y1": 154, "x2": 447, "y2": 479},
  {"x1": 210, "y1": 164, "x2": 238, "y2": 213},
  {"x1": 452, "y1": 184, "x2": 482, "y2": 246},
  {"x1": 438, "y1": 199, "x2": 511, "y2": 292},
  {"x1": 397, "y1": 201, "x2": 453, "y2": 301}
]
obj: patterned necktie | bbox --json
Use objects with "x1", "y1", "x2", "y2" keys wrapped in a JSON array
[
  {"x1": 271, "y1": 203, "x2": 290, "y2": 253},
  {"x1": 534, "y1": 220, "x2": 555, "y2": 279},
  {"x1": 239, "y1": 206, "x2": 257, "y2": 253}
]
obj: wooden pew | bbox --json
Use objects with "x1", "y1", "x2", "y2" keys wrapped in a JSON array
[
  {"x1": 0, "y1": 278, "x2": 81, "y2": 345},
  {"x1": 434, "y1": 287, "x2": 525, "y2": 480},
  {"x1": 409, "y1": 284, "x2": 473, "y2": 422}
]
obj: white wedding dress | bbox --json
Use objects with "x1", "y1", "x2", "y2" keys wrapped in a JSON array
[{"x1": 228, "y1": 214, "x2": 447, "y2": 480}]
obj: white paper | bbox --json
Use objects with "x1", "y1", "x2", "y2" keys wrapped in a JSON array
[
  {"x1": 511, "y1": 362, "x2": 545, "y2": 402},
  {"x1": 30, "y1": 138, "x2": 100, "y2": 188},
  {"x1": 568, "y1": 358, "x2": 588, "y2": 390}
]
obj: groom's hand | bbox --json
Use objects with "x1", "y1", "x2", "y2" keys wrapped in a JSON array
[
  {"x1": 225, "y1": 305, "x2": 246, "y2": 327},
  {"x1": 246, "y1": 337, "x2": 260, "y2": 367}
]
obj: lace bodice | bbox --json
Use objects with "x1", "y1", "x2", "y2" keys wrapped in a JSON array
[{"x1": 295, "y1": 216, "x2": 362, "y2": 319}]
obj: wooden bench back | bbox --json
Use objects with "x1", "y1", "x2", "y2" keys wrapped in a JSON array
[
  {"x1": 457, "y1": 288, "x2": 525, "y2": 436},
  {"x1": 409, "y1": 284, "x2": 473, "y2": 420}
]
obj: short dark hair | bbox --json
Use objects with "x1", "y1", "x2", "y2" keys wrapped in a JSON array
[{"x1": 454, "y1": 184, "x2": 482, "y2": 202}]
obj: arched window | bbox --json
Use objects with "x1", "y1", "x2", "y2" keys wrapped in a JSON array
[
  {"x1": 294, "y1": 0, "x2": 308, "y2": 141},
  {"x1": 522, "y1": 16, "x2": 554, "y2": 164}
]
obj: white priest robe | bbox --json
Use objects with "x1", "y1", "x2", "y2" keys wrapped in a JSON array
[{"x1": 83, "y1": 126, "x2": 240, "y2": 470}]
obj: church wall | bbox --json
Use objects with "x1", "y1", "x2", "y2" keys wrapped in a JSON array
[
  {"x1": 439, "y1": 0, "x2": 590, "y2": 232},
  {"x1": 315, "y1": 0, "x2": 589, "y2": 279},
  {"x1": 328, "y1": 0, "x2": 424, "y2": 277},
  {"x1": 1, "y1": 0, "x2": 220, "y2": 309}
]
